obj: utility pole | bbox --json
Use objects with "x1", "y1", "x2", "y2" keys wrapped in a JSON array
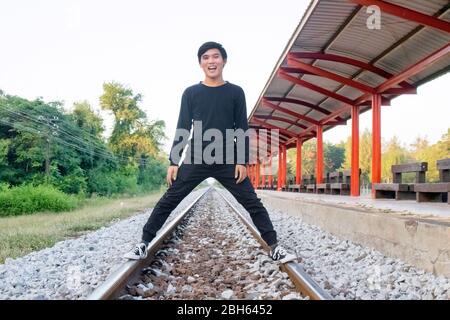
[{"x1": 38, "y1": 115, "x2": 59, "y2": 177}]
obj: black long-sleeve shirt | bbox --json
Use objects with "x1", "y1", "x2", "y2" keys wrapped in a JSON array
[{"x1": 169, "y1": 81, "x2": 249, "y2": 166}]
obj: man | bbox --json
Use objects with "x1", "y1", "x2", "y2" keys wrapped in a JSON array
[{"x1": 124, "y1": 41, "x2": 295, "y2": 263}]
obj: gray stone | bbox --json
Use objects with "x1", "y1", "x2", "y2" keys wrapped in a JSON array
[{"x1": 221, "y1": 289, "x2": 234, "y2": 300}]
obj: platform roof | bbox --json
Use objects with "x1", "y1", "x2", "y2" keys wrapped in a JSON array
[{"x1": 248, "y1": 0, "x2": 450, "y2": 148}]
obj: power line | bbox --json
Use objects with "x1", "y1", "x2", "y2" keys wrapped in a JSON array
[
  {"x1": 0, "y1": 115, "x2": 157, "y2": 165},
  {"x1": 0, "y1": 105, "x2": 161, "y2": 165}
]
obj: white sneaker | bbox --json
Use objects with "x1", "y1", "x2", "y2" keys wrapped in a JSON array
[
  {"x1": 269, "y1": 245, "x2": 297, "y2": 263},
  {"x1": 124, "y1": 243, "x2": 148, "y2": 260}
]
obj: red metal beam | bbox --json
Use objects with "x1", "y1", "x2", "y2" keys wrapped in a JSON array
[
  {"x1": 263, "y1": 96, "x2": 338, "y2": 117},
  {"x1": 249, "y1": 125, "x2": 293, "y2": 143},
  {"x1": 286, "y1": 57, "x2": 376, "y2": 94},
  {"x1": 358, "y1": 98, "x2": 391, "y2": 106},
  {"x1": 383, "y1": 87, "x2": 417, "y2": 95},
  {"x1": 348, "y1": 0, "x2": 450, "y2": 34},
  {"x1": 288, "y1": 52, "x2": 414, "y2": 89},
  {"x1": 326, "y1": 120, "x2": 347, "y2": 126},
  {"x1": 253, "y1": 115, "x2": 308, "y2": 129},
  {"x1": 249, "y1": 133, "x2": 291, "y2": 147},
  {"x1": 278, "y1": 71, "x2": 356, "y2": 105},
  {"x1": 248, "y1": 125, "x2": 289, "y2": 140},
  {"x1": 321, "y1": 43, "x2": 450, "y2": 125},
  {"x1": 280, "y1": 66, "x2": 314, "y2": 75},
  {"x1": 250, "y1": 118, "x2": 298, "y2": 138},
  {"x1": 375, "y1": 43, "x2": 450, "y2": 94},
  {"x1": 262, "y1": 99, "x2": 321, "y2": 126}
]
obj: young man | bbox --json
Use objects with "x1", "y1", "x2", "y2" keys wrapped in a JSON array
[{"x1": 124, "y1": 41, "x2": 295, "y2": 263}]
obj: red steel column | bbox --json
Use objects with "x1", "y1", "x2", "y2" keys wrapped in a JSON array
[
  {"x1": 296, "y1": 138, "x2": 302, "y2": 184},
  {"x1": 316, "y1": 125, "x2": 323, "y2": 184},
  {"x1": 351, "y1": 105, "x2": 360, "y2": 196},
  {"x1": 261, "y1": 162, "x2": 266, "y2": 187},
  {"x1": 282, "y1": 144, "x2": 287, "y2": 187},
  {"x1": 277, "y1": 146, "x2": 282, "y2": 191},
  {"x1": 372, "y1": 94, "x2": 382, "y2": 197},
  {"x1": 268, "y1": 155, "x2": 273, "y2": 188},
  {"x1": 256, "y1": 161, "x2": 260, "y2": 189}
]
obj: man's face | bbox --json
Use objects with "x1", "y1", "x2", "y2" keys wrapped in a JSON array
[{"x1": 200, "y1": 48, "x2": 226, "y2": 79}]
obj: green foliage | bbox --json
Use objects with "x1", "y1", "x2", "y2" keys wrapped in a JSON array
[
  {"x1": 138, "y1": 157, "x2": 167, "y2": 190},
  {"x1": 0, "y1": 184, "x2": 79, "y2": 216},
  {"x1": 286, "y1": 140, "x2": 345, "y2": 181},
  {"x1": 57, "y1": 167, "x2": 88, "y2": 195},
  {"x1": 409, "y1": 130, "x2": 449, "y2": 182},
  {"x1": 99, "y1": 82, "x2": 167, "y2": 161},
  {"x1": 283, "y1": 127, "x2": 448, "y2": 186},
  {"x1": 381, "y1": 136, "x2": 411, "y2": 182},
  {"x1": 342, "y1": 129, "x2": 373, "y2": 186},
  {"x1": 340, "y1": 128, "x2": 449, "y2": 183},
  {"x1": 0, "y1": 85, "x2": 168, "y2": 215}
]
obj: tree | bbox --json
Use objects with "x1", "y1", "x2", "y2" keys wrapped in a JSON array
[
  {"x1": 381, "y1": 136, "x2": 410, "y2": 182},
  {"x1": 410, "y1": 129, "x2": 449, "y2": 182},
  {"x1": 0, "y1": 86, "x2": 170, "y2": 197},
  {"x1": 324, "y1": 142, "x2": 345, "y2": 172},
  {"x1": 285, "y1": 140, "x2": 345, "y2": 182},
  {"x1": 99, "y1": 82, "x2": 166, "y2": 162}
]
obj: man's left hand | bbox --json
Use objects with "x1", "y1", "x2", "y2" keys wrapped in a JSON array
[{"x1": 235, "y1": 165, "x2": 247, "y2": 184}]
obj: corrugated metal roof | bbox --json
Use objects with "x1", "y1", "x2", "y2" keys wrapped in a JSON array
[{"x1": 249, "y1": 0, "x2": 450, "y2": 148}]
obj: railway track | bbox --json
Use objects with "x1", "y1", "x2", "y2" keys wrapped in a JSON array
[{"x1": 88, "y1": 187, "x2": 332, "y2": 300}]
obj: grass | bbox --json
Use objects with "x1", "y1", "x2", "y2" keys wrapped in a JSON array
[
  {"x1": 0, "y1": 190, "x2": 164, "y2": 264},
  {"x1": 0, "y1": 184, "x2": 79, "y2": 216}
]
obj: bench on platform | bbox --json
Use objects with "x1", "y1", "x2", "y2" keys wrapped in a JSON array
[
  {"x1": 288, "y1": 175, "x2": 310, "y2": 192},
  {"x1": 306, "y1": 175, "x2": 316, "y2": 193},
  {"x1": 413, "y1": 158, "x2": 450, "y2": 204},
  {"x1": 328, "y1": 171, "x2": 343, "y2": 195},
  {"x1": 272, "y1": 178, "x2": 278, "y2": 190},
  {"x1": 316, "y1": 173, "x2": 331, "y2": 194},
  {"x1": 282, "y1": 179, "x2": 292, "y2": 191},
  {"x1": 299, "y1": 175, "x2": 310, "y2": 193},
  {"x1": 374, "y1": 162, "x2": 427, "y2": 200},
  {"x1": 330, "y1": 169, "x2": 361, "y2": 195}
]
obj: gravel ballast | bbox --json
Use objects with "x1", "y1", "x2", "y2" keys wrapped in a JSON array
[
  {"x1": 0, "y1": 188, "x2": 207, "y2": 300},
  {"x1": 1, "y1": 186, "x2": 449, "y2": 300},
  {"x1": 121, "y1": 190, "x2": 301, "y2": 300},
  {"x1": 218, "y1": 188, "x2": 450, "y2": 300}
]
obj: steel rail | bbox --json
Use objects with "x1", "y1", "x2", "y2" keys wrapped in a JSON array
[
  {"x1": 217, "y1": 190, "x2": 332, "y2": 300},
  {"x1": 87, "y1": 187, "x2": 211, "y2": 300},
  {"x1": 88, "y1": 186, "x2": 332, "y2": 300}
]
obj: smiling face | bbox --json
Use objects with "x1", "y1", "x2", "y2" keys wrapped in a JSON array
[{"x1": 199, "y1": 48, "x2": 226, "y2": 81}]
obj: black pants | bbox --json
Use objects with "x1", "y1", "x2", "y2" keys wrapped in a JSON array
[{"x1": 142, "y1": 163, "x2": 277, "y2": 246}]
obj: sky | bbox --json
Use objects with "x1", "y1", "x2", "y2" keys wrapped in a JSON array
[{"x1": 0, "y1": 0, "x2": 449, "y2": 157}]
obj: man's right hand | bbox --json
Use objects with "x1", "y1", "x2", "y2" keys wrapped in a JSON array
[{"x1": 166, "y1": 165, "x2": 179, "y2": 187}]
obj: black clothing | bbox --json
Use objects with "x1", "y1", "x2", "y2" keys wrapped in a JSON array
[
  {"x1": 168, "y1": 81, "x2": 249, "y2": 166},
  {"x1": 141, "y1": 82, "x2": 277, "y2": 247},
  {"x1": 142, "y1": 164, "x2": 277, "y2": 246}
]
